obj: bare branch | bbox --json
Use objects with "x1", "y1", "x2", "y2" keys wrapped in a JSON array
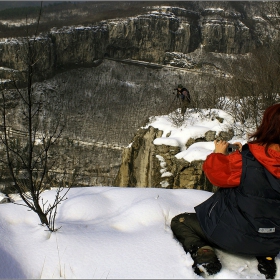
[{"x1": 0, "y1": 3, "x2": 73, "y2": 232}]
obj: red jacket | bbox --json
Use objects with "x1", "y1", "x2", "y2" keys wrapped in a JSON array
[{"x1": 203, "y1": 143, "x2": 280, "y2": 187}]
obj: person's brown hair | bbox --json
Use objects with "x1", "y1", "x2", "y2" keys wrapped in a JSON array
[{"x1": 249, "y1": 103, "x2": 280, "y2": 155}]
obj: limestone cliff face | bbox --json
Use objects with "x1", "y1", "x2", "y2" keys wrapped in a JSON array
[
  {"x1": 114, "y1": 124, "x2": 234, "y2": 192},
  {"x1": 114, "y1": 126, "x2": 163, "y2": 188},
  {"x1": 1, "y1": 3, "x2": 279, "y2": 83},
  {"x1": 106, "y1": 13, "x2": 191, "y2": 63},
  {"x1": 199, "y1": 8, "x2": 251, "y2": 54}
]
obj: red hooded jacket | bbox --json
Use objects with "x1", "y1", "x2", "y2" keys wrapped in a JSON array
[{"x1": 203, "y1": 143, "x2": 280, "y2": 187}]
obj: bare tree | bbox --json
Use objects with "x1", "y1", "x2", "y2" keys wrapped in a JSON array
[
  {"x1": 0, "y1": 3, "x2": 72, "y2": 232},
  {"x1": 227, "y1": 45, "x2": 280, "y2": 131}
]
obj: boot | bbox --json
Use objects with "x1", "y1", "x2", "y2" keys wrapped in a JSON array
[
  {"x1": 256, "y1": 256, "x2": 277, "y2": 279},
  {"x1": 190, "y1": 245, "x2": 222, "y2": 276}
]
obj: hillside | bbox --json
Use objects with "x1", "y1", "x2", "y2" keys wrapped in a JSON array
[{"x1": 0, "y1": 1, "x2": 279, "y2": 190}]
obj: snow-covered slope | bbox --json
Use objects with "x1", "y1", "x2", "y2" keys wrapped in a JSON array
[{"x1": 0, "y1": 187, "x2": 277, "y2": 279}]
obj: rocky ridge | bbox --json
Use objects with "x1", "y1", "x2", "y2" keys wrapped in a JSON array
[{"x1": 0, "y1": 3, "x2": 279, "y2": 84}]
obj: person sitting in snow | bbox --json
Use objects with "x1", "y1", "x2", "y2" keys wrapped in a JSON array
[
  {"x1": 171, "y1": 103, "x2": 280, "y2": 279},
  {"x1": 176, "y1": 84, "x2": 191, "y2": 116}
]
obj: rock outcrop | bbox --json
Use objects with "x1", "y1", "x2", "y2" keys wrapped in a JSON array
[{"x1": 114, "y1": 123, "x2": 234, "y2": 192}]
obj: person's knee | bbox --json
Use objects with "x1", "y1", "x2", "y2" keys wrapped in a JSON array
[
  {"x1": 170, "y1": 213, "x2": 189, "y2": 230},
  {"x1": 170, "y1": 214, "x2": 179, "y2": 230}
]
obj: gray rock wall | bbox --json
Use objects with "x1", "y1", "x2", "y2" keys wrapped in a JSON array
[
  {"x1": 1, "y1": 3, "x2": 279, "y2": 83},
  {"x1": 114, "y1": 124, "x2": 234, "y2": 192}
]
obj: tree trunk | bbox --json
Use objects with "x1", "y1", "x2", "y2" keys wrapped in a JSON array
[{"x1": 34, "y1": 201, "x2": 49, "y2": 225}]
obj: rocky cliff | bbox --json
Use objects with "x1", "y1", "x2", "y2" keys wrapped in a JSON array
[
  {"x1": 114, "y1": 117, "x2": 234, "y2": 192},
  {"x1": 1, "y1": 2, "x2": 279, "y2": 83}
]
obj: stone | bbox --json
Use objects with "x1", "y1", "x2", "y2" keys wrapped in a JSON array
[{"x1": 114, "y1": 124, "x2": 232, "y2": 192}]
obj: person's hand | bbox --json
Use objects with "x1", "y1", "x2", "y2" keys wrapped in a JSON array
[
  {"x1": 214, "y1": 140, "x2": 243, "y2": 155},
  {"x1": 233, "y1": 142, "x2": 242, "y2": 152},
  {"x1": 214, "y1": 140, "x2": 228, "y2": 154}
]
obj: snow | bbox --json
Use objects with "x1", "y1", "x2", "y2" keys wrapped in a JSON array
[
  {"x1": 176, "y1": 142, "x2": 214, "y2": 162},
  {"x1": 0, "y1": 79, "x2": 11, "y2": 84},
  {"x1": 147, "y1": 108, "x2": 246, "y2": 157},
  {"x1": 120, "y1": 80, "x2": 137, "y2": 87},
  {"x1": 0, "y1": 108, "x2": 277, "y2": 279},
  {"x1": 154, "y1": 136, "x2": 180, "y2": 147},
  {"x1": 253, "y1": 16, "x2": 266, "y2": 22},
  {"x1": 0, "y1": 193, "x2": 9, "y2": 202},
  {"x1": 0, "y1": 187, "x2": 278, "y2": 279},
  {"x1": 0, "y1": 19, "x2": 33, "y2": 27},
  {"x1": 156, "y1": 155, "x2": 173, "y2": 185},
  {"x1": 205, "y1": 8, "x2": 224, "y2": 12}
]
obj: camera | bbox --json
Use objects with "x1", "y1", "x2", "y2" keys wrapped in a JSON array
[{"x1": 227, "y1": 144, "x2": 239, "y2": 154}]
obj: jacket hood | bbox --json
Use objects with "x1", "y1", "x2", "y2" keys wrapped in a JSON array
[{"x1": 248, "y1": 143, "x2": 280, "y2": 178}]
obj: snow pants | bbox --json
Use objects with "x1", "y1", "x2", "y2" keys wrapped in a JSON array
[{"x1": 170, "y1": 212, "x2": 218, "y2": 253}]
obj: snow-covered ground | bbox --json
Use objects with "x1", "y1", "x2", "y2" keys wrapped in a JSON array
[
  {"x1": 149, "y1": 108, "x2": 247, "y2": 157},
  {"x1": 0, "y1": 108, "x2": 277, "y2": 279},
  {"x1": 0, "y1": 187, "x2": 278, "y2": 279}
]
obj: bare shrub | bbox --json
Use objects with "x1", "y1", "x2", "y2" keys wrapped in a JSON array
[{"x1": 0, "y1": 4, "x2": 73, "y2": 232}]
